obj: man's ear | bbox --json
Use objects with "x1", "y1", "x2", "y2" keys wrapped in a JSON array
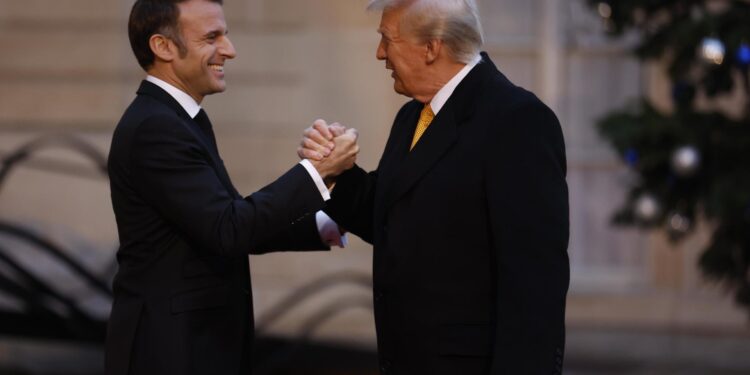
[
  {"x1": 425, "y1": 39, "x2": 442, "y2": 64},
  {"x1": 149, "y1": 34, "x2": 177, "y2": 63}
]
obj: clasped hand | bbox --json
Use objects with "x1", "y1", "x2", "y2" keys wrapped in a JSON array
[{"x1": 298, "y1": 119, "x2": 359, "y2": 186}]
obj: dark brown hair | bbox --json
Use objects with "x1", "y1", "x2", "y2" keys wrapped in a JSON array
[{"x1": 128, "y1": 0, "x2": 223, "y2": 70}]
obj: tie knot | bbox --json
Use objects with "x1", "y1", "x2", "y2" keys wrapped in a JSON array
[
  {"x1": 194, "y1": 109, "x2": 209, "y2": 126},
  {"x1": 421, "y1": 104, "x2": 434, "y2": 120},
  {"x1": 192, "y1": 109, "x2": 218, "y2": 151}
]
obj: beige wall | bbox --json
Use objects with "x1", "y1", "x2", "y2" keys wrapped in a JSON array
[{"x1": 0, "y1": 0, "x2": 746, "y2": 350}]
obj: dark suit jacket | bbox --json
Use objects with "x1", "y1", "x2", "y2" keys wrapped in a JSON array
[
  {"x1": 325, "y1": 53, "x2": 570, "y2": 375},
  {"x1": 105, "y1": 81, "x2": 327, "y2": 375}
]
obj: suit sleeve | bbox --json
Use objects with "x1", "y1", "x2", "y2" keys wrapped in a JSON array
[
  {"x1": 252, "y1": 213, "x2": 328, "y2": 254},
  {"x1": 485, "y1": 99, "x2": 570, "y2": 374},
  {"x1": 323, "y1": 165, "x2": 377, "y2": 244},
  {"x1": 323, "y1": 100, "x2": 419, "y2": 245},
  {"x1": 129, "y1": 114, "x2": 326, "y2": 257}
]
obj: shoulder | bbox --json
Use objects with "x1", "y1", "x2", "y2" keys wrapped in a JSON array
[
  {"x1": 117, "y1": 96, "x2": 194, "y2": 140},
  {"x1": 474, "y1": 78, "x2": 563, "y2": 151},
  {"x1": 111, "y1": 95, "x2": 200, "y2": 162},
  {"x1": 478, "y1": 69, "x2": 547, "y2": 114},
  {"x1": 478, "y1": 74, "x2": 558, "y2": 132}
]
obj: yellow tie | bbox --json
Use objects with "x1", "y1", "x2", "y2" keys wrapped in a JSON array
[{"x1": 410, "y1": 104, "x2": 435, "y2": 150}]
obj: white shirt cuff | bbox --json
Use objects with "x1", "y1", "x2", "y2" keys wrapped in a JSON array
[
  {"x1": 316, "y1": 211, "x2": 347, "y2": 248},
  {"x1": 299, "y1": 159, "x2": 331, "y2": 201}
]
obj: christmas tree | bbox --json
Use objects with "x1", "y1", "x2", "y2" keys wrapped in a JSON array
[{"x1": 588, "y1": 0, "x2": 750, "y2": 311}]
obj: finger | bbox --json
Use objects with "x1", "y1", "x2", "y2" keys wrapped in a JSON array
[
  {"x1": 304, "y1": 127, "x2": 333, "y2": 151},
  {"x1": 303, "y1": 137, "x2": 332, "y2": 157},
  {"x1": 344, "y1": 128, "x2": 359, "y2": 140},
  {"x1": 298, "y1": 146, "x2": 324, "y2": 161},
  {"x1": 312, "y1": 119, "x2": 335, "y2": 142},
  {"x1": 335, "y1": 134, "x2": 355, "y2": 150},
  {"x1": 300, "y1": 136, "x2": 329, "y2": 157},
  {"x1": 298, "y1": 146, "x2": 323, "y2": 160},
  {"x1": 329, "y1": 123, "x2": 347, "y2": 137}
]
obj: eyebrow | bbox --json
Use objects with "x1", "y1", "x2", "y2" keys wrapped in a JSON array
[
  {"x1": 378, "y1": 28, "x2": 394, "y2": 38},
  {"x1": 203, "y1": 28, "x2": 227, "y2": 38}
]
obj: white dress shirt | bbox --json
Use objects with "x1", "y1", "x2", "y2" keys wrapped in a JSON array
[
  {"x1": 145, "y1": 75, "x2": 345, "y2": 247},
  {"x1": 429, "y1": 54, "x2": 482, "y2": 115}
]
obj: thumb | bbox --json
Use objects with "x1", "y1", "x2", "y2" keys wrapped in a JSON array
[{"x1": 344, "y1": 128, "x2": 359, "y2": 140}]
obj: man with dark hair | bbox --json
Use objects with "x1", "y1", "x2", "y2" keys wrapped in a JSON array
[
  {"x1": 105, "y1": 0, "x2": 358, "y2": 374},
  {"x1": 300, "y1": 0, "x2": 569, "y2": 374}
]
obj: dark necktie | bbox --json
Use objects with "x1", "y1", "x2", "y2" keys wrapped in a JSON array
[
  {"x1": 193, "y1": 109, "x2": 218, "y2": 152},
  {"x1": 194, "y1": 108, "x2": 238, "y2": 196}
]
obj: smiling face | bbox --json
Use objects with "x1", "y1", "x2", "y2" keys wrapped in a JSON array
[
  {"x1": 170, "y1": 0, "x2": 236, "y2": 102},
  {"x1": 376, "y1": 5, "x2": 433, "y2": 101}
]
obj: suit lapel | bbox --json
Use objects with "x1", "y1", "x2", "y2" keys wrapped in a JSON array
[
  {"x1": 137, "y1": 82, "x2": 217, "y2": 157},
  {"x1": 137, "y1": 81, "x2": 240, "y2": 198}
]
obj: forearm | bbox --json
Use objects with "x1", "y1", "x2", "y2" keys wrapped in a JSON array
[
  {"x1": 131, "y1": 118, "x2": 326, "y2": 256},
  {"x1": 251, "y1": 213, "x2": 329, "y2": 254}
]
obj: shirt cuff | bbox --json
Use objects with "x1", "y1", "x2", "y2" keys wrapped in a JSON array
[
  {"x1": 316, "y1": 211, "x2": 347, "y2": 248},
  {"x1": 299, "y1": 159, "x2": 331, "y2": 201}
]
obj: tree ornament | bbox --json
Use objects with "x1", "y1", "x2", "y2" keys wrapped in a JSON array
[
  {"x1": 667, "y1": 212, "x2": 691, "y2": 239},
  {"x1": 624, "y1": 148, "x2": 639, "y2": 167},
  {"x1": 700, "y1": 37, "x2": 726, "y2": 65},
  {"x1": 737, "y1": 43, "x2": 750, "y2": 66},
  {"x1": 634, "y1": 193, "x2": 661, "y2": 223},
  {"x1": 671, "y1": 145, "x2": 701, "y2": 177},
  {"x1": 597, "y1": 2, "x2": 612, "y2": 19}
]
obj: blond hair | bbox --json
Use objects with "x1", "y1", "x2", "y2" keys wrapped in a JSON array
[{"x1": 368, "y1": 0, "x2": 484, "y2": 63}]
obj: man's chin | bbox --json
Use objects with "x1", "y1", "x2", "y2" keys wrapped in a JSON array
[
  {"x1": 209, "y1": 82, "x2": 227, "y2": 95},
  {"x1": 393, "y1": 83, "x2": 409, "y2": 97}
]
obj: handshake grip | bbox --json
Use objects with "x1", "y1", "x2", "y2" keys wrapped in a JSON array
[{"x1": 302, "y1": 120, "x2": 359, "y2": 186}]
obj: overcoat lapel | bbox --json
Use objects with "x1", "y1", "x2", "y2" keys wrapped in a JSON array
[
  {"x1": 375, "y1": 102, "x2": 420, "y2": 201},
  {"x1": 382, "y1": 104, "x2": 458, "y2": 210},
  {"x1": 380, "y1": 53, "x2": 496, "y2": 211}
]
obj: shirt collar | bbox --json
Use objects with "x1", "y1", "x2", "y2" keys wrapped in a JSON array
[
  {"x1": 429, "y1": 54, "x2": 482, "y2": 115},
  {"x1": 146, "y1": 75, "x2": 202, "y2": 119}
]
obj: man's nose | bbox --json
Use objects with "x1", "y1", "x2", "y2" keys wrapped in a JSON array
[
  {"x1": 376, "y1": 40, "x2": 386, "y2": 60},
  {"x1": 221, "y1": 36, "x2": 237, "y2": 59}
]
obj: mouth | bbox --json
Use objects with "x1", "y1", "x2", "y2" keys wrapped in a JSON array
[{"x1": 208, "y1": 63, "x2": 224, "y2": 73}]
